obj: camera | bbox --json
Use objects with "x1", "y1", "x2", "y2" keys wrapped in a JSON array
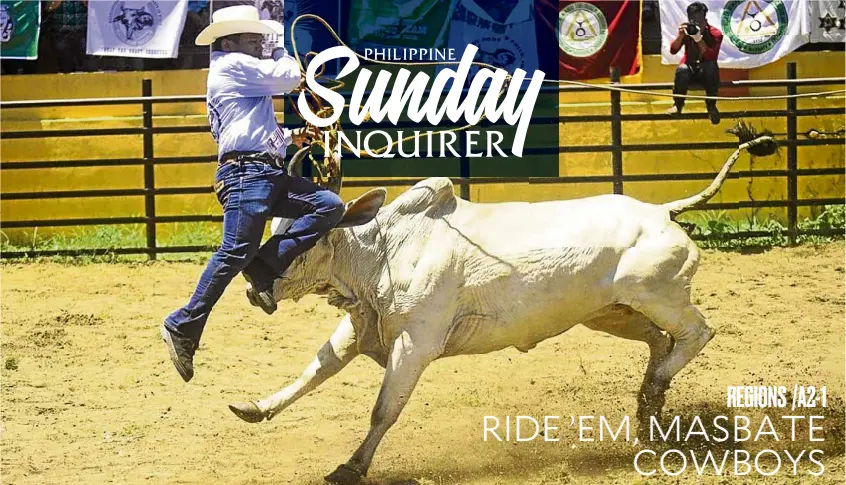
[{"x1": 685, "y1": 21, "x2": 701, "y2": 36}]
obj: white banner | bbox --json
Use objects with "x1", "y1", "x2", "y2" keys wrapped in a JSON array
[
  {"x1": 810, "y1": 0, "x2": 845, "y2": 43},
  {"x1": 660, "y1": 0, "x2": 811, "y2": 69},
  {"x1": 257, "y1": 0, "x2": 284, "y2": 57},
  {"x1": 87, "y1": 0, "x2": 189, "y2": 58}
]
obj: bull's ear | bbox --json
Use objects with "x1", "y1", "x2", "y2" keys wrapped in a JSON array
[{"x1": 336, "y1": 188, "x2": 386, "y2": 228}]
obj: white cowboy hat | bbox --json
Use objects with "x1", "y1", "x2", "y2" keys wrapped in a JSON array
[{"x1": 195, "y1": 5, "x2": 284, "y2": 46}]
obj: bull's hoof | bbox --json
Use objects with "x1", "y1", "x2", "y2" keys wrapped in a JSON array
[
  {"x1": 324, "y1": 463, "x2": 364, "y2": 485},
  {"x1": 228, "y1": 401, "x2": 265, "y2": 423}
]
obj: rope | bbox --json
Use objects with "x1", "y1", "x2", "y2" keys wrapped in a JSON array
[{"x1": 552, "y1": 80, "x2": 846, "y2": 101}]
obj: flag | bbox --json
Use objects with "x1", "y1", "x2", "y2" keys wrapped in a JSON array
[
  {"x1": 347, "y1": 0, "x2": 452, "y2": 50},
  {"x1": 87, "y1": 0, "x2": 189, "y2": 58},
  {"x1": 660, "y1": 0, "x2": 811, "y2": 69},
  {"x1": 810, "y1": 0, "x2": 845, "y2": 43},
  {"x1": 445, "y1": 0, "x2": 539, "y2": 73},
  {"x1": 557, "y1": 0, "x2": 641, "y2": 80},
  {"x1": 0, "y1": 0, "x2": 40, "y2": 60}
]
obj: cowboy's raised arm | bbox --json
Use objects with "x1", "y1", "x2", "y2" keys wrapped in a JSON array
[{"x1": 226, "y1": 49, "x2": 302, "y2": 97}]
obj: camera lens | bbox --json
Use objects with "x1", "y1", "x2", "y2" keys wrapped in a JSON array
[{"x1": 686, "y1": 23, "x2": 700, "y2": 35}]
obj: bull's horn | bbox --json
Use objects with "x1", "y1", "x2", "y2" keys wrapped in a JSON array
[
  {"x1": 287, "y1": 145, "x2": 311, "y2": 177},
  {"x1": 326, "y1": 152, "x2": 343, "y2": 195}
]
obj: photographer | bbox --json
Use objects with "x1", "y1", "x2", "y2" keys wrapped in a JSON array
[{"x1": 667, "y1": 2, "x2": 723, "y2": 124}]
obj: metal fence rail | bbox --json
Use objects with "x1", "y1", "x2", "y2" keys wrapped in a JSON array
[{"x1": 1, "y1": 62, "x2": 844, "y2": 259}]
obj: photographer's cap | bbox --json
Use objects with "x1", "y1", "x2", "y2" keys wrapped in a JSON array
[{"x1": 195, "y1": 5, "x2": 284, "y2": 46}]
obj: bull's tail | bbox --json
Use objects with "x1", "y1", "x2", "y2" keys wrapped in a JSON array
[{"x1": 661, "y1": 136, "x2": 775, "y2": 216}]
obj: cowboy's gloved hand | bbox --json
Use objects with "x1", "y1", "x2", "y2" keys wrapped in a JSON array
[{"x1": 291, "y1": 125, "x2": 319, "y2": 148}]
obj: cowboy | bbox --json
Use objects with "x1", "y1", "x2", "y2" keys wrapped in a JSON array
[
  {"x1": 160, "y1": 5, "x2": 345, "y2": 383},
  {"x1": 666, "y1": 2, "x2": 723, "y2": 125}
]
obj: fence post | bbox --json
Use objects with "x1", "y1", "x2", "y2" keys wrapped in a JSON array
[
  {"x1": 786, "y1": 62, "x2": 798, "y2": 245},
  {"x1": 142, "y1": 79, "x2": 157, "y2": 260},
  {"x1": 459, "y1": 134, "x2": 470, "y2": 201},
  {"x1": 609, "y1": 67, "x2": 624, "y2": 195}
]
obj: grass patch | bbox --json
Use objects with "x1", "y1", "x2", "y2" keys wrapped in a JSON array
[
  {"x1": 1, "y1": 222, "x2": 222, "y2": 264},
  {"x1": 679, "y1": 204, "x2": 845, "y2": 251}
]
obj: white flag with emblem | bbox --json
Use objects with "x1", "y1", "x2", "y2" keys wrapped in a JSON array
[
  {"x1": 659, "y1": 0, "x2": 811, "y2": 69},
  {"x1": 87, "y1": 0, "x2": 189, "y2": 58},
  {"x1": 810, "y1": 0, "x2": 845, "y2": 43}
]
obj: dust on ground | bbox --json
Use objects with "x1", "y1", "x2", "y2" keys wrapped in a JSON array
[{"x1": 2, "y1": 242, "x2": 844, "y2": 484}]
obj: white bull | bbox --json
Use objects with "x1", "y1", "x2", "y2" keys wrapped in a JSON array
[{"x1": 229, "y1": 137, "x2": 772, "y2": 485}]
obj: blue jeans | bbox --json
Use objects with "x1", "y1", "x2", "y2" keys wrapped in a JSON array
[{"x1": 164, "y1": 159, "x2": 344, "y2": 344}]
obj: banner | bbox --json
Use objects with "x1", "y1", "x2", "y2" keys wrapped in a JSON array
[
  {"x1": 257, "y1": 0, "x2": 283, "y2": 57},
  {"x1": 87, "y1": 0, "x2": 189, "y2": 58},
  {"x1": 660, "y1": 0, "x2": 811, "y2": 69},
  {"x1": 445, "y1": 0, "x2": 539, "y2": 73},
  {"x1": 0, "y1": 0, "x2": 40, "y2": 60},
  {"x1": 810, "y1": 0, "x2": 845, "y2": 43},
  {"x1": 347, "y1": 0, "x2": 452, "y2": 50},
  {"x1": 557, "y1": 0, "x2": 640, "y2": 80}
]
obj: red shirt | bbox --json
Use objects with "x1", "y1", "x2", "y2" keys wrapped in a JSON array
[{"x1": 680, "y1": 25, "x2": 723, "y2": 64}]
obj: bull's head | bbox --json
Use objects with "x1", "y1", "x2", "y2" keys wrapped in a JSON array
[
  {"x1": 111, "y1": 2, "x2": 154, "y2": 40},
  {"x1": 267, "y1": 150, "x2": 386, "y2": 305},
  {"x1": 112, "y1": 2, "x2": 127, "y2": 23}
]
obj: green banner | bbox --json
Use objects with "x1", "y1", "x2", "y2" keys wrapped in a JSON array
[
  {"x1": 347, "y1": 0, "x2": 452, "y2": 49},
  {"x1": 0, "y1": 0, "x2": 40, "y2": 60}
]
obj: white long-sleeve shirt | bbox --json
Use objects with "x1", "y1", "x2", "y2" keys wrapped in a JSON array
[{"x1": 207, "y1": 49, "x2": 301, "y2": 161}]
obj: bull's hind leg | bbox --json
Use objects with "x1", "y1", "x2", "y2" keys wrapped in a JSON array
[
  {"x1": 325, "y1": 330, "x2": 439, "y2": 485},
  {"x1": 229, "y1": 314, "x2": 359, "y2": 422},
  {"x1": 582, "y1": 306, "x2": 673, "y2": 426},
  {"x1": 615, "y1": 233, "x2": 713, "y2": 431},
  {"x1": 631, "y1": 293, "x2": 714, "y2": 428}
]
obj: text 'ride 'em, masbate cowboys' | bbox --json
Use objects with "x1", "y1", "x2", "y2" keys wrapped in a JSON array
[{"x1": 297, "y1": 45, "x2": 545, "y2": 159}]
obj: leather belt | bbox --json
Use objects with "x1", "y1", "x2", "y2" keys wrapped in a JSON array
[{"x1": 220, "y1": 151, "x2": 287, "y2": 172}]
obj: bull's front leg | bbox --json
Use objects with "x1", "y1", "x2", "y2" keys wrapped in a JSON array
[
  {"x1": 229, "y1": 314, "x2": 359, "y2": 423},
  {"x1": 324, "y1": 330, "x2": 438, "y2": 485}
]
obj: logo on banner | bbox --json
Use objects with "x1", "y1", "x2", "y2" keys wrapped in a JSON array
[
  {"x1": 722, "y1": 0, "x2": 788, "y2": 54},
  {"x1": 557, "y1": 2, "x2": 608, "y2": 58},
  {"x1": 472, "y1": 36, "x2": 524, "y2": 71},
  {"x1": 109, "y1": 1, "x2": 162, "y2": 46},
  {"x1": 0, "y1": 4, "x2": 14, "y2": 43},
  {"x1": 818, "y1": 12, "x2": 845, "y2": 33}
]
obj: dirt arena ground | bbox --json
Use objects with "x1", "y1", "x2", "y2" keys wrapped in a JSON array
[{"x1": 2, "y1": 242, "x2": 844, "y2": 485}]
